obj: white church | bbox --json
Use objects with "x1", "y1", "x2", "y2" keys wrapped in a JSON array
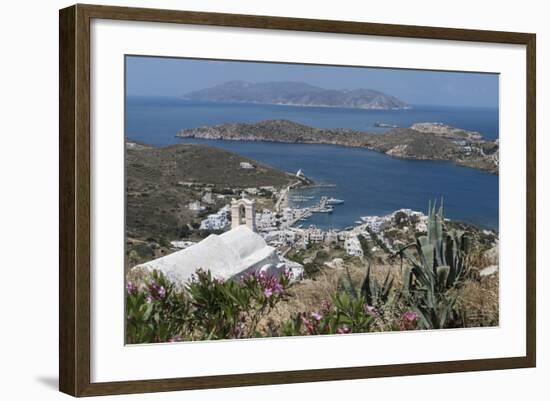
[{"x1": 133, "y1": 197, "x2": 303, "y2": 284}]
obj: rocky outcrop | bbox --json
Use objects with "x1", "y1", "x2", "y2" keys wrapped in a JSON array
[{"x1": 411, "y1": 122, "x2": 483, "y2": 141}]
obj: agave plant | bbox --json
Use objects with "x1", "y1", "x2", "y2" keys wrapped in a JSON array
[
  {"x1": 398, "y1": 200, "x2": 471, "y2": 293},
  {"x1": 395, "y1": 200, "x2": 471, "y2": 329},
  {"x1": 340, "y1": 263, "x2": 393, "y2": 303},
  {"x1": 360, "y1": 262, "x2": 394, "y2": 307}
]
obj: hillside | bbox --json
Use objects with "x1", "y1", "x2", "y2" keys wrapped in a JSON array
[
  {"x1": 182, "y1": 81, "x2": 409, "y2": 110},
  {"x1": 125, "y1": 142, "x2": 295, "y2": 254},
  {"x1": 177, "y1": 119, "x2": 499, "y2": 174}
]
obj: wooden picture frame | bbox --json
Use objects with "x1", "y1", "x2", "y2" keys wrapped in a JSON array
[{"x1": 59, "y1": 3, "x2": 536, "y2": 397}]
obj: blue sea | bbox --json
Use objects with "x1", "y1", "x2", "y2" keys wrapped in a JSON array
[{"x1": 126, "y1": 97, "x2": 499, "y2": 230}]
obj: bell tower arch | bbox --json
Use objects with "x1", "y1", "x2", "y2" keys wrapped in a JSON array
[{"x1": 231, "y1": 197, "x2": 257, "y2": 232}]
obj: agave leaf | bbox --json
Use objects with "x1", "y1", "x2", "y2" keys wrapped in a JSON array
[
  {"x1": 411, "y1": 303, "x2": 432, "y2": 330},
  {"x1": 402, "y1": 265, "x2": 413, "y2": 296},
  {"x1": 381, "y1": 270, "x2": 394, "y2": 300},
  {"x1": 340, "y1": 266, "x2": 358, "y2": 300},
  {"x1": 360, "y1": 262, "x2": 372, "y2": 301},
  {"x1": 436, "y1": 265, "x2": 450, "y2": 293},
  {"x1": 418, "y1": 236, "x2": 435, "y2": 272}
]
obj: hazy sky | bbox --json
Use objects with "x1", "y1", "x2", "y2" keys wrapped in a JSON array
[{"x1": 126, "y1": 56, "x2": 499, "y2": 108}]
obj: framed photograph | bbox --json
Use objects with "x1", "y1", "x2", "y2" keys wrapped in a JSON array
[{"x1": 59, "y1": 4, "x2": 536, "y2": 397}]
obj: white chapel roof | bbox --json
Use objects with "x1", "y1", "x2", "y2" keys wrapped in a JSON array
[{"x1": 135, "y1": 225, "x2": 276, "y2": 284}]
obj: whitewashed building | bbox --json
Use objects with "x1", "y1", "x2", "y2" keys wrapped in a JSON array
[
  {"x1": 199, "y1": 205, "x2": 230, "y2": 230},
  {"x1": 188, "y1": 200, "x2": 205, "y2": 212},
  {"x1": 324, "y1": 230, "x2": 340, "y2": 244},
  {"x1": 256, "y1": 209, "x2": 277, "y2": 231},
  {"x1": 345, "y1": 235, "x2": 363, "y2": 257},
  {"x1": 279, "y1": 230, "x2": 297, "y2": 244},
  {"x1": 239, "y1": 161, "x2": 254, "y2": 169}
]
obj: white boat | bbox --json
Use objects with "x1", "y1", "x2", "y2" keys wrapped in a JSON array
[
  {"x1": 291, "y1": 195, "x2": 315, "y2": 202},
  {"x1": 326, "y1": 197, "x2": 344, "y2": 205}
]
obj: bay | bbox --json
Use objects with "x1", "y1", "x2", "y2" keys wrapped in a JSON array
[{"x1": 125, "y1": 97, "x2": 499, "y2": 230}]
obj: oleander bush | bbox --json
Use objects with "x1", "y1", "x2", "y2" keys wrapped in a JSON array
[{"x1": 126, "y1": 268, "x2": 292, "y2": 344}]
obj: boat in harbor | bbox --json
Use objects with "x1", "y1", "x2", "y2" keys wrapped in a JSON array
[
  {"x1": 315, "y1": 206, "x2": 334, "y2": 213},
  {"x1": 291, "y1": 195, "x2": 315, "y2": 202},
  {"x1": 326, "y1": 197, "x2": 344, "y2": 205},
  {"x1": 374, "y1": 122, "x2": 399, "y2": 128}
]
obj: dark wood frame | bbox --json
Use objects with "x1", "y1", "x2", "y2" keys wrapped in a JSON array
[{"x1": 59, "y1": 3, "x2": 536, "y2": 397}]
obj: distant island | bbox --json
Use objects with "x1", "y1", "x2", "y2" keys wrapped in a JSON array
[
  {"x1": 182, "y1": 81, "x2": 410, "y2": 110},
  {"x1": 177, "y1": 120, "x2": 499, "y2": 174}
]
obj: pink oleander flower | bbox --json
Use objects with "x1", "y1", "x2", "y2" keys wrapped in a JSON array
[
  {"x1": 320, "y1": 300, "x2": 332, "y2": 314},
  {"x1": 310, "y1": 312, "x2": 322, "y2": 322},
  {"x1": 300, "y1": 313, "x2": 316, "y2": 335},
  {"x1": 126, "y1": 281, "x2": 138, "y2": 295},
  {"x1": 264, "y1": 287, "x2": 274, "y2": 298},
  {"x1": 400, "y1": 311, "x2": 419, "y2": 330},
  {"x1": 364, "y1": 304, "x2": 377, "y2": 316},
  {"x1": 403, "y1": 311, "x2": 418, "y2": 322},
  {"x1": 273, "y1": 282, "x2": 284, "y2": 295},
  {"x1": 336, "y1": 325, "x2": 351, "y2": 334},
  {"x1": 148, "y1": 281, "x2": 166, "y2": 301}
]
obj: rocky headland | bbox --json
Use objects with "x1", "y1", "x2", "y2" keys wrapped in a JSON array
[{"x1": 177, "y1": 120, "x2": 499, "y2": 174}]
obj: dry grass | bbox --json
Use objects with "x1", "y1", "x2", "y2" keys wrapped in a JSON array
[
  {"x1": 456, "y1": 273, "x2": 499, "y2": 327},
  {"x1": 260, "y1": 261, "x2": 403, "y2": 331},
  {"x1": 261, "y1": 256, "x2": 499, "y2": 332}
]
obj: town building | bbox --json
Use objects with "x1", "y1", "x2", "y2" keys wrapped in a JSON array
[
  {"x1": 188, "y1": 200, "x2": 205, "y2": 212},
  {"x1": 199, "y1": 212, "x2": 228, "y2": 231},
  {"x1": 201, "y1": 190, "x2": 214, "y2": 204},
  {"x1": 344, "y1": 235, "x2": 363, "y2": 257},
  {"x1": 279, "y1": 229, "x2": 297, "y2": 245},
  {"x1": 324, "y1": 230, "x2": 340, "y2": 245},
  {"x1": 256, "y1": 209, "x2": 277, "y2": 231},
  {"x1": 239, "y1": 161, "x2": 254, "y2": 169}
]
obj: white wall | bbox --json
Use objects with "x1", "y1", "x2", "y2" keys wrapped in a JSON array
[{"x1": 0, "y1": 0, "x2": 546, "y2": 400}]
